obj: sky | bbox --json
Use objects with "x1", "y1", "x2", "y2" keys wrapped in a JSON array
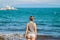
[{"x1": 0, "y1": 0, "x2": 60, "y2": 8}]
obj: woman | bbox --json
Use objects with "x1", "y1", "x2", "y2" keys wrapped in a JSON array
[{"x1": 25, "y1": 16, "x2": 37, "y2": 40}]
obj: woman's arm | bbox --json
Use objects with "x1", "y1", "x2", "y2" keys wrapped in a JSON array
[
  {"x1": 34, "y1": 23, "x2": 37, "y2": 34},
  {"x1": 26, "y1": 23, "x2": 28, "y2": 35}
]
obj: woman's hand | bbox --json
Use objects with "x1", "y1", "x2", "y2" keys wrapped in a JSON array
[{"x1": 25, "y1": 33, "x2": 28, "y2": 38}]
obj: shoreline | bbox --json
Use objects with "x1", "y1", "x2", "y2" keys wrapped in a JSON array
[{"x1": 0, "y1": 34, "x2": 60, "y2": 40}]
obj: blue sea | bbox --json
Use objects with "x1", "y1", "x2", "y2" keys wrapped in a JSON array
[{"x1": 0, "y1": 8, "x2": 60, "y2": 37}]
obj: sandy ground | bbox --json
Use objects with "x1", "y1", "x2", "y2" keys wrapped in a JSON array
[{"x1": 36, "y1": 35, "x2": 60, "y2": 40}]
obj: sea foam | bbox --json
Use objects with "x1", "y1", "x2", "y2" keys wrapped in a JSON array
[{"x1": 0, "y1": 33, "x2": 26, "y2": 40}]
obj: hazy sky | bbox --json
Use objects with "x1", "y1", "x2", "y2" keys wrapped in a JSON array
[{"x1": 0, "y1": 0, "x2": 60, "y2": 8}]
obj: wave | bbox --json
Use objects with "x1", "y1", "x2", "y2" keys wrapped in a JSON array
[
  {"x1": 0, "y1": 28, "x2": 25, "y2": 31},
  {"x1": 0, "y1": 34, "x2": 26, "y2": 40}
]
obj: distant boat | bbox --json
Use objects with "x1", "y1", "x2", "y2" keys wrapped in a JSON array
[{"x1": 0, "y1": 5, "x2": 17, "y2": 10}]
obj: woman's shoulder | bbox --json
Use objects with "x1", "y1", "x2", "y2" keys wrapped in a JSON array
[
  {"x1": 33, "y1": 22, "x2": 36, "y2": 25},
  {"x1": 26, "y1": 21, "x2": 36, "y2": 25},
  {"x1": 33, "y1": 21, "x2": 36, "y2": 24}
]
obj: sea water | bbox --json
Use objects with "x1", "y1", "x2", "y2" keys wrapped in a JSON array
[{"x1": 0, "y1": 8, "x2": 60, "y2": 37}]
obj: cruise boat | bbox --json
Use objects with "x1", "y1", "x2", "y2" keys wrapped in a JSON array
[{"x1": 0, "y1": 5, "x2": 17, "y2": 10}]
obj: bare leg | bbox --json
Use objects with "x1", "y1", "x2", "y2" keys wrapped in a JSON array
[
  {"x1": 26, "y1": 36, "x2": 31, "y2": 40},
  {"x1": 31, "y1": 37, "x2": 35, "y2": 40},
  {"x1": 31, "y1": 35, "x2": 36, "y2": 40},
  {"x1": 27, "y1": 39, "x2": 30, "y2": 40}
]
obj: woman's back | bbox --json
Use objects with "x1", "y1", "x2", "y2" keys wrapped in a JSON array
[{"x1": 28, "y1": 21, "x2": 35, "y2": 33}]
